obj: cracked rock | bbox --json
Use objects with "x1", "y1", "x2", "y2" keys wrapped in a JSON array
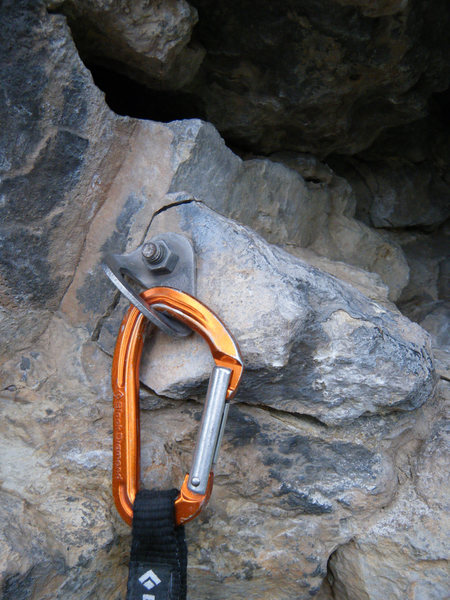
[
  {"x1": 0, "y1": 2, "x2": 447, "y2": 599},
  {"x1": 101, "y1": 200, "x2": 435, "y2": 425}
]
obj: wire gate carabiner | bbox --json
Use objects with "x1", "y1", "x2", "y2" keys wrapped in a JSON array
[{"x1": 112, "y1": 286, "x2": 244, "y2": 526}]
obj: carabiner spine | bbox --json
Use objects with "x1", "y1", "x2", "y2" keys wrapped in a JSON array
[{"x1": 112, "y1": 307, "x2": 146, "y2": 525}]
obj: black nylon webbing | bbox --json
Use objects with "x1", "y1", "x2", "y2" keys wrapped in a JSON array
[{"x1": 126, "y1": 489, "x2": 187, "y2": 600}]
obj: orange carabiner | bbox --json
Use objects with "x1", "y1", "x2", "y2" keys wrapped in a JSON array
[{"x1": 112, "y1": 287, "x2": 244, "y2": 526}]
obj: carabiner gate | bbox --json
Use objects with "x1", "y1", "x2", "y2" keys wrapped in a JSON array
[{"x1": 112, "y1": 287, "x2": 243, "y2": 526}]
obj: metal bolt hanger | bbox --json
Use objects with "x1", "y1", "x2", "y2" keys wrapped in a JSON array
[{"x1": 102, "y1": 233, "x2": 196, "y2": 337}]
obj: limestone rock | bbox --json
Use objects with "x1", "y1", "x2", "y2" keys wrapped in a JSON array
[
  {"x1": 167, "y1": 120, "x2": 342, "y2": 249},
  {"x1": 420, "y1": 303, "x2": 450, "y2": 352},
  {"x1": 49, "y1": 0, "x2": 450, "y2": 156},
  {"x1": 184, "y1": 403, "x2": 398, "y2": 599},
  {"x1": 0, "y1": 0, "x2": 135, "y2": 361},
  {"x1": 167, "y1": 120, "x2": 410, "y2": 300},
  {"x1": 0, "y1": 311, "x2": 402, "y2": 598},
  {"x1": 60, "y1": 116, "x2": 409, "y2": 325},
  {"x1": 0, "y1": 306, "x2": 425, "y2": 600},
  {"x1": 394, "y1": 225, "x2": 450, "y2": 309},
  {"x1": 0, "y1": 302, "x2": 437, "y2": 598},
  {"x1": 418, "y1": 302, "x2": 450, "y2": 381},
  {"x1": 100, "y1": 200, "x2": 435, "y2": 426},
  {"x1": 328, "y1": 382, "x2": 450, "y2": 600},
  {"x1": 266, "y1": 152, "x2": 410, "y2": 301},
  {"x1": 0, "y1": 2, "x2": 447, "y2": 599},
  {"x1": 385, "y1": 222, "x2": 450, "y2": 380},
  {"x1": 385, "y1": 224, "x2": 450, "y2": 377},
  {"x1": 269, "y1": 152, "x2": 357, "y2": 218},
  {"x1": 309, "y1": 214, "x2": 410, "y2": 301},
  {"x1": 284, "y1": 247, "x2": 393, "y2": 307},
  {"x1": 0, "y1": 316, "x2": 126, "y2": 600},
  {"x1": 166, "y1": 119, "x2": 343, "y2": 248},
  {"x1": 50, "y1": 0, "x2": 205, "y2": 89},
  {"x1": 331, "y1": 157, "x2": 450, "y2": 228}
]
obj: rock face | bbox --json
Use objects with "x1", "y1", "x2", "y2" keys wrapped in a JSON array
[
  {"x1": 100, "y1": 200, "x2": 435, "y2": 425},
  {"x1": 0, "y1": 0, "x2": 130, "y2": 361},
  {"x1": 329, "y1": 114, "x2": 450, "y2": 230},
  {"x1": 328, "y1": 382, "x2": 450, "y2": 600},
  {"x1": 50, "y1": 0, "x2": 205, "y2": 90},
  {"x1": 332, "y1": 158, "x2": 450, "y2": 229},
  {"x1": 53, "y1": 0, "x2": 450, "y2": 156},
  {"x1": 0, "y1": 2, "x2": 449, "y2": 600}
]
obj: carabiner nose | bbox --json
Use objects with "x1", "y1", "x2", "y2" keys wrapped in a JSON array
[{"x1": 112, "y1": 287, "x2": 244, "y2": 526}]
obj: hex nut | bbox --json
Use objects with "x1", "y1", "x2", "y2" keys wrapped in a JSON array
[{"x1": 145, "y1": 240, "x2": 179, "y2": 273}]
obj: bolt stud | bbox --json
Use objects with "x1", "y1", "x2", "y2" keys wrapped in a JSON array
[{"x1": 142, "y1": 242, "x2": 166, "y2": 264}]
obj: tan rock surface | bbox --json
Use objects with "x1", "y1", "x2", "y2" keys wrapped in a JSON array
[{"x1": 328, "y1": 382, "x2": 450, "y2": 600}]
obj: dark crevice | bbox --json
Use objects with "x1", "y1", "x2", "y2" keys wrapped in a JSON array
[
  {"x1": 49, "y1": 0, "x2": 450, "y2": 160},
  {"x1": 429, "y1": 85, "x2": 450, "y2": 127},
  {"x1": 47, "y1": 3, "x2": 207, "y2": 125},
  {"x1": 83, "y1": 61, "x2": 255, "y2": 158},
  {"x1": 48, "y1": 6, "x2": 261, "y2": 156},
  {"x1": 244, "y1": 401, "x2": 329, "y2": 429},
  {"x1": 85, "y1": 62, "x2": 206, "y2": 123},
  {"x1": 90, "y1": 289, "x2": 121, "y2": 342},
  {"x1": 148, "y1": 197, "x2": 198, "y2": 228},
  {"x1": 323, "y1": 547, "x2": 339, "y2": 599}
]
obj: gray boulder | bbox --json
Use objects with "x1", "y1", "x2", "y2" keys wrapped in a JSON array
[{"x1": 101, "y1": 199, "x2": 435, "y2": 426}]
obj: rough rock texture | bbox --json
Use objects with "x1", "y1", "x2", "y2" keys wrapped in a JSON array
[
  {"x1": 159, "y1": 120, "x2": 411, "y2": 301},
  {"x1": 0, "y1": 1, "x2": 449, "y2": 600},
  {"x1": 48, "y1": 0, "x2": 205, "y2": 90},
  {"x1": 0, "y1": 313, "x2": 411, "y2": 598},
  {"x1": 0, "y1": 0, "x2": 131, "y2": 360},
  {"x1": 332, "y1": 157, "x2": 450, "y2": 229},
  {"x1": 328, "y1": 382, "x2": 450, "y2": 600},
  {"x1": 54, "y1": 114, "x2": 412, "y2": 333},
  {"x1": 394, "y1": 225, "x2": 449, "y2": 313},
  {"x1": 383, "y1": 223, "x2": 450, "y2": 377},
  {"x1": 309, "y1": 214, "x2": 409, "y2": 302},
  {"x1": 53, "y1": 0, "x2": 450, "y2": 156},
  {"x1": 329, "y1": 114, "x2": 450, "y2": 229},
  {"x1": 0, "y1": 185, "x2": 440, "y2": 597},
  {"x1": 100, "y1": 200, "x2": 434, "y2": 425}
]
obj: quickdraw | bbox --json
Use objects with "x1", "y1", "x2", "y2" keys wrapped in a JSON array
[{"x1": 104, "y1": 236, "x2": 243, "y2": 599}]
